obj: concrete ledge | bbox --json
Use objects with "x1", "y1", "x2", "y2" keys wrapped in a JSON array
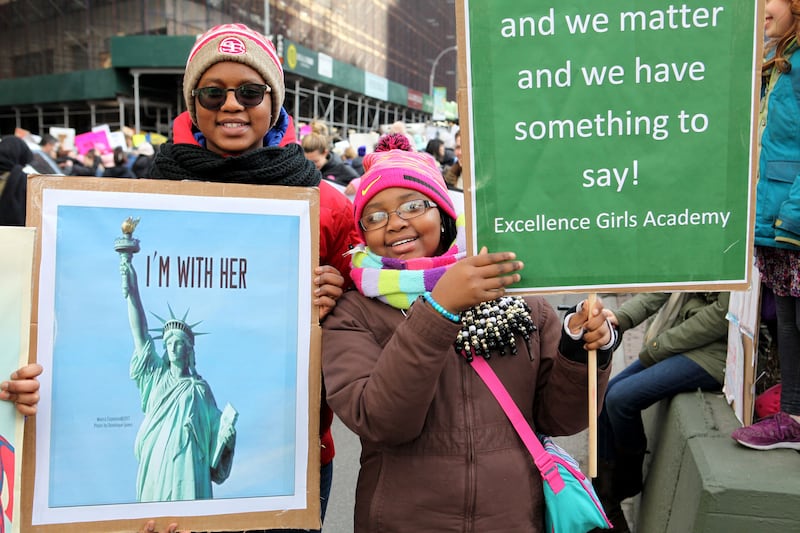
[{"x1": 637, "y1": 391, "x2": 800, "y2": 533}]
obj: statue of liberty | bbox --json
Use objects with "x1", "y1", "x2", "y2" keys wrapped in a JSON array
[{"x1": 116, "y1": 217, "x2": 237, "y2": 502}]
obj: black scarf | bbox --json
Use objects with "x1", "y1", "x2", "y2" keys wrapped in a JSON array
[{"x1": 150, "y1": 142, "x2": 321, "y2": 187}]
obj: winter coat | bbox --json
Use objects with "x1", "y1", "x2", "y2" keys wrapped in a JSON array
[
  {"x1": 755, "y1": 48, "x2": 800, "y2": 249},
  {"x1": 0, "y1": 166, "x2": 28, "y2": 226},
  {"x1": 0, "y1": 136, "x2": 33, "y2": 226},
  {"x1": 102, "y1": 164, "x2": 137, "y2": 179},
  {"x1": 131, "y1": 155, "x2": 153, "y2": 178},
  {"x1": 323, "y1": 294, "x2": 612, "y2": 532},
  {"x1": 320, "y1": 155, "x2": 359, "y2": 186},
  {"x1": 350, "y1": 155, "x2": 365, "y2": 176},
  {"x1": 612, "y1": 292, "x2": 729, "y2": 384}
]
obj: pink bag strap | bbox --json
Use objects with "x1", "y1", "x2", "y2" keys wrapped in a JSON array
[{"x1": 469, "y1": 356, "x2": 566, "y2": 493}]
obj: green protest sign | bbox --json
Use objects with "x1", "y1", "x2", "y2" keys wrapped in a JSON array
[{"x1": 459, "y1": 1, "x2": 759, "y2": 292}]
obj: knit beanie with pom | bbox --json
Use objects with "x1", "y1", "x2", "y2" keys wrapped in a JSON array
[{"x1": 352, "y1": 149, "x2": 456, "y2": 239}]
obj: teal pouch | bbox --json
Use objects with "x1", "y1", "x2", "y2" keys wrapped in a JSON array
[{"x1": 539, "y1": 436, "x2": 612, "y2": 533}]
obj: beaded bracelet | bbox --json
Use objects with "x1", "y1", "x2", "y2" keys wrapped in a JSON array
[{"x1": 423, "y1": 291, "x2": 461, "y2": 323}]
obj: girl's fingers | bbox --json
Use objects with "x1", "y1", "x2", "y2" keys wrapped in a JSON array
[
  {"x1": 477, "y1": 260, "x2": 523, "y2": 281},
  {"x1": 2, "y1": 379, "x2": 39, "y2": 394},
  {"x1": 314, "y1": 295, "x2": 337, "y2": 309},
  {"x1": 463, "y1": 250, "x2": 516, "y2": 268},
  {"x1": 315, "y1": 267, "x2": 344, "y2": 287},
  {"x1": 11, "y1": 363, "x2": 43, "y2": 380},
  {"x1": 496, "y1": 272, "x2": 521, "y2": 288},
  {"x1": 315, "y1": 265, "x2": 342, "y2": 276},
  {"x1": 140, "y1": 520, "x2": 179, "y2": 533}
]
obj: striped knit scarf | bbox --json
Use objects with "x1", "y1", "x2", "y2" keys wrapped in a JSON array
[{"x1": 350, "y1": 215, "x2": 467, "y2": 309}]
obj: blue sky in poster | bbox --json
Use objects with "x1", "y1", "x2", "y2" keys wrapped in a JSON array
[{"x1": 47, "y1": 205, "x2": 302, "y2": 506}]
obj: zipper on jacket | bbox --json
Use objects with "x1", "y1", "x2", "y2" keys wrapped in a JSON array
[{"x1": 462, "y1": 361, "x2": 477, "y2": 533}]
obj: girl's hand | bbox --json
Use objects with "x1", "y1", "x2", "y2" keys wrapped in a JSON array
[
  {"x1": 0, "y1": 363, "x2": 43, "y2": 416},
  {"x1": 431, "y1": 247, "x2": 523, "y2": 313},
  {"x1": 315, "y1": 265, "x2": 345, "y2": 320},
  {"x1": 141, "y1": 520, "x2": 180, "y2": 533},
  {"x1": 568, "y1": 299, "x2": 613, "y2": 351}
]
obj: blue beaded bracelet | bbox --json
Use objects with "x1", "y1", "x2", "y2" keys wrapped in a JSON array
[{"x1": 423, "y1": 291, "x2": 461, "y2": 323}]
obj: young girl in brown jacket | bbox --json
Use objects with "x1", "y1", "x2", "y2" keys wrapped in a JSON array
[{"x1": 322, "y1": 149, "x2": 614, "y2": 532}]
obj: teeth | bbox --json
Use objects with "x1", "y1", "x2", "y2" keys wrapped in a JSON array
[
  {"x1": 221, "y1": 123, "x2": 245, "y2": 128},
  {"x1": 391, "y1": 238, "x2": 415, "y2": 246}
]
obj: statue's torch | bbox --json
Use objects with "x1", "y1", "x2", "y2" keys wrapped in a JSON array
[{"x1": 115, "y1": 217, "x2": 141, "y2": 298}]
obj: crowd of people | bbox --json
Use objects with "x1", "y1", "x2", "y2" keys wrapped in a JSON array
[
  {"x1": 1, "y1": 5, "x2": 800, "y2": 532},
  {"x1": 34, "y1": 132, "x2": 156, "y2": 180},
  {"x1": 0, "y1": 131, "x2": 158, "y2": 225}
]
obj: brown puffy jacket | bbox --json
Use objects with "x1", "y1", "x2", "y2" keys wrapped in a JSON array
[{"x1": 323, "y1": 293, "x2": 611, "y2": 532}]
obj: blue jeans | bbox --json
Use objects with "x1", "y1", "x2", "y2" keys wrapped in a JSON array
[
  {"x1": 235, "y1": 460, "x2": 334, "y2": 533},
  {"x1": 598, "y1": 356, "x2": 719, "y2": 460}
]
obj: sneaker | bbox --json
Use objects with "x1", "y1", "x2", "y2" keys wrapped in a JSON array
[{"x1": 731, "y1": 412, "x2": 800, "y2": 450}]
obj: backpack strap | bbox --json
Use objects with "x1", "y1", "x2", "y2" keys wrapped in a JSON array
[{"x1": 469, "y1": 356, "x2": 566, "y2": 494}]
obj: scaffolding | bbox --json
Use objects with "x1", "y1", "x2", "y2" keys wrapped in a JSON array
[
  {"x1": 0, "y1": 0, "x2": 455, "y2": 136},
  {"x1": 0, "y1": 0, "x2": 457, "y2": 93}
]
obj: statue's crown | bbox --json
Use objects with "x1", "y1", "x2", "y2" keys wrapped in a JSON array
[
  {"x1": 150, "y1": 304, "x2": 207, "y2": 343},
  {"x1": 162, "y1": 319, "x2": 195, "y2": 342}
]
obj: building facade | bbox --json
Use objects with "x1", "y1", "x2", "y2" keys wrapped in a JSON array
[{"x1": 0, "y1": 0, "x2": 458, "y2": 137}]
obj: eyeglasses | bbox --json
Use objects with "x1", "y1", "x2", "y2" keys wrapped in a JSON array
[
  {"x1": 191, "y1": 83, "x2": 271, "y2": 110},
  {"x1": 359, "y1": 199, "x2": 438, "y2": 232}
]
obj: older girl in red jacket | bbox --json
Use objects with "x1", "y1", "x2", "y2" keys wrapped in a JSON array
[{"x1": 145, "y1": 23, "x2": 359, "y2": 533}]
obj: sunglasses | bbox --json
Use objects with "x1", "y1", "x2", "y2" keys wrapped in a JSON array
[{"x1": 191, "y1": 83, "x2": 271, "y2": 110}]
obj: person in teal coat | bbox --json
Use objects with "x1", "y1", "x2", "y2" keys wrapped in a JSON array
[{"x1": 731, "y1": 0, "x2": 800, "y2": 454}]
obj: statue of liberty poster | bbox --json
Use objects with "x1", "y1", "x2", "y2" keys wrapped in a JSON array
[{"x1": 25, "y1": 177, "x2": 321, "y2": 532}]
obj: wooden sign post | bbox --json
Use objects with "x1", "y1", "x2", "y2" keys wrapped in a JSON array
[{"x1": 456, "y1": 0, "x2": 762, "y2": 473}]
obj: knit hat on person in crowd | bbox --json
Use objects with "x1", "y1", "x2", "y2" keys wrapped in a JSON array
[
  {"x1": 352, "y1": 149, "x2": 457, "y2": 239},
  {"x1": 357, "y1": 145, "x2": 367, "y2": 157},
  {"x1": 183, "y1": 23, "x2": 284, "y2": 128},
  {"x1": 135, "y1": 142, "x2": 155, "y2": 157}
]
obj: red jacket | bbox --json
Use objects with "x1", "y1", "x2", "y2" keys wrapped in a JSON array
[{"x1": 169, "y1": 111, "x2": 360, "y2": 464}]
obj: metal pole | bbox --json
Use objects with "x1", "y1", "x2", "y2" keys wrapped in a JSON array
[
  {"x1": 357, "y1": 96, "x2": 363, "y2": 131},
  {"x1": 343, "y1": 93, "x2": 349, "y2": 135},
  {"x1": 264, "y1": 0, "x2": 270, "y2": 37},
  {"x1": 429, "y1": 45, "x2": 457, "y2": 96},
  {"x1": 294, "y1": 79, "x2": 300, "y2": 129},
  {"x1": 36, "y1": 106, "x2": 43, "y2": 136},
  {"x1": 133, "y1": 71, "x2": 141, "y2": 133}
]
